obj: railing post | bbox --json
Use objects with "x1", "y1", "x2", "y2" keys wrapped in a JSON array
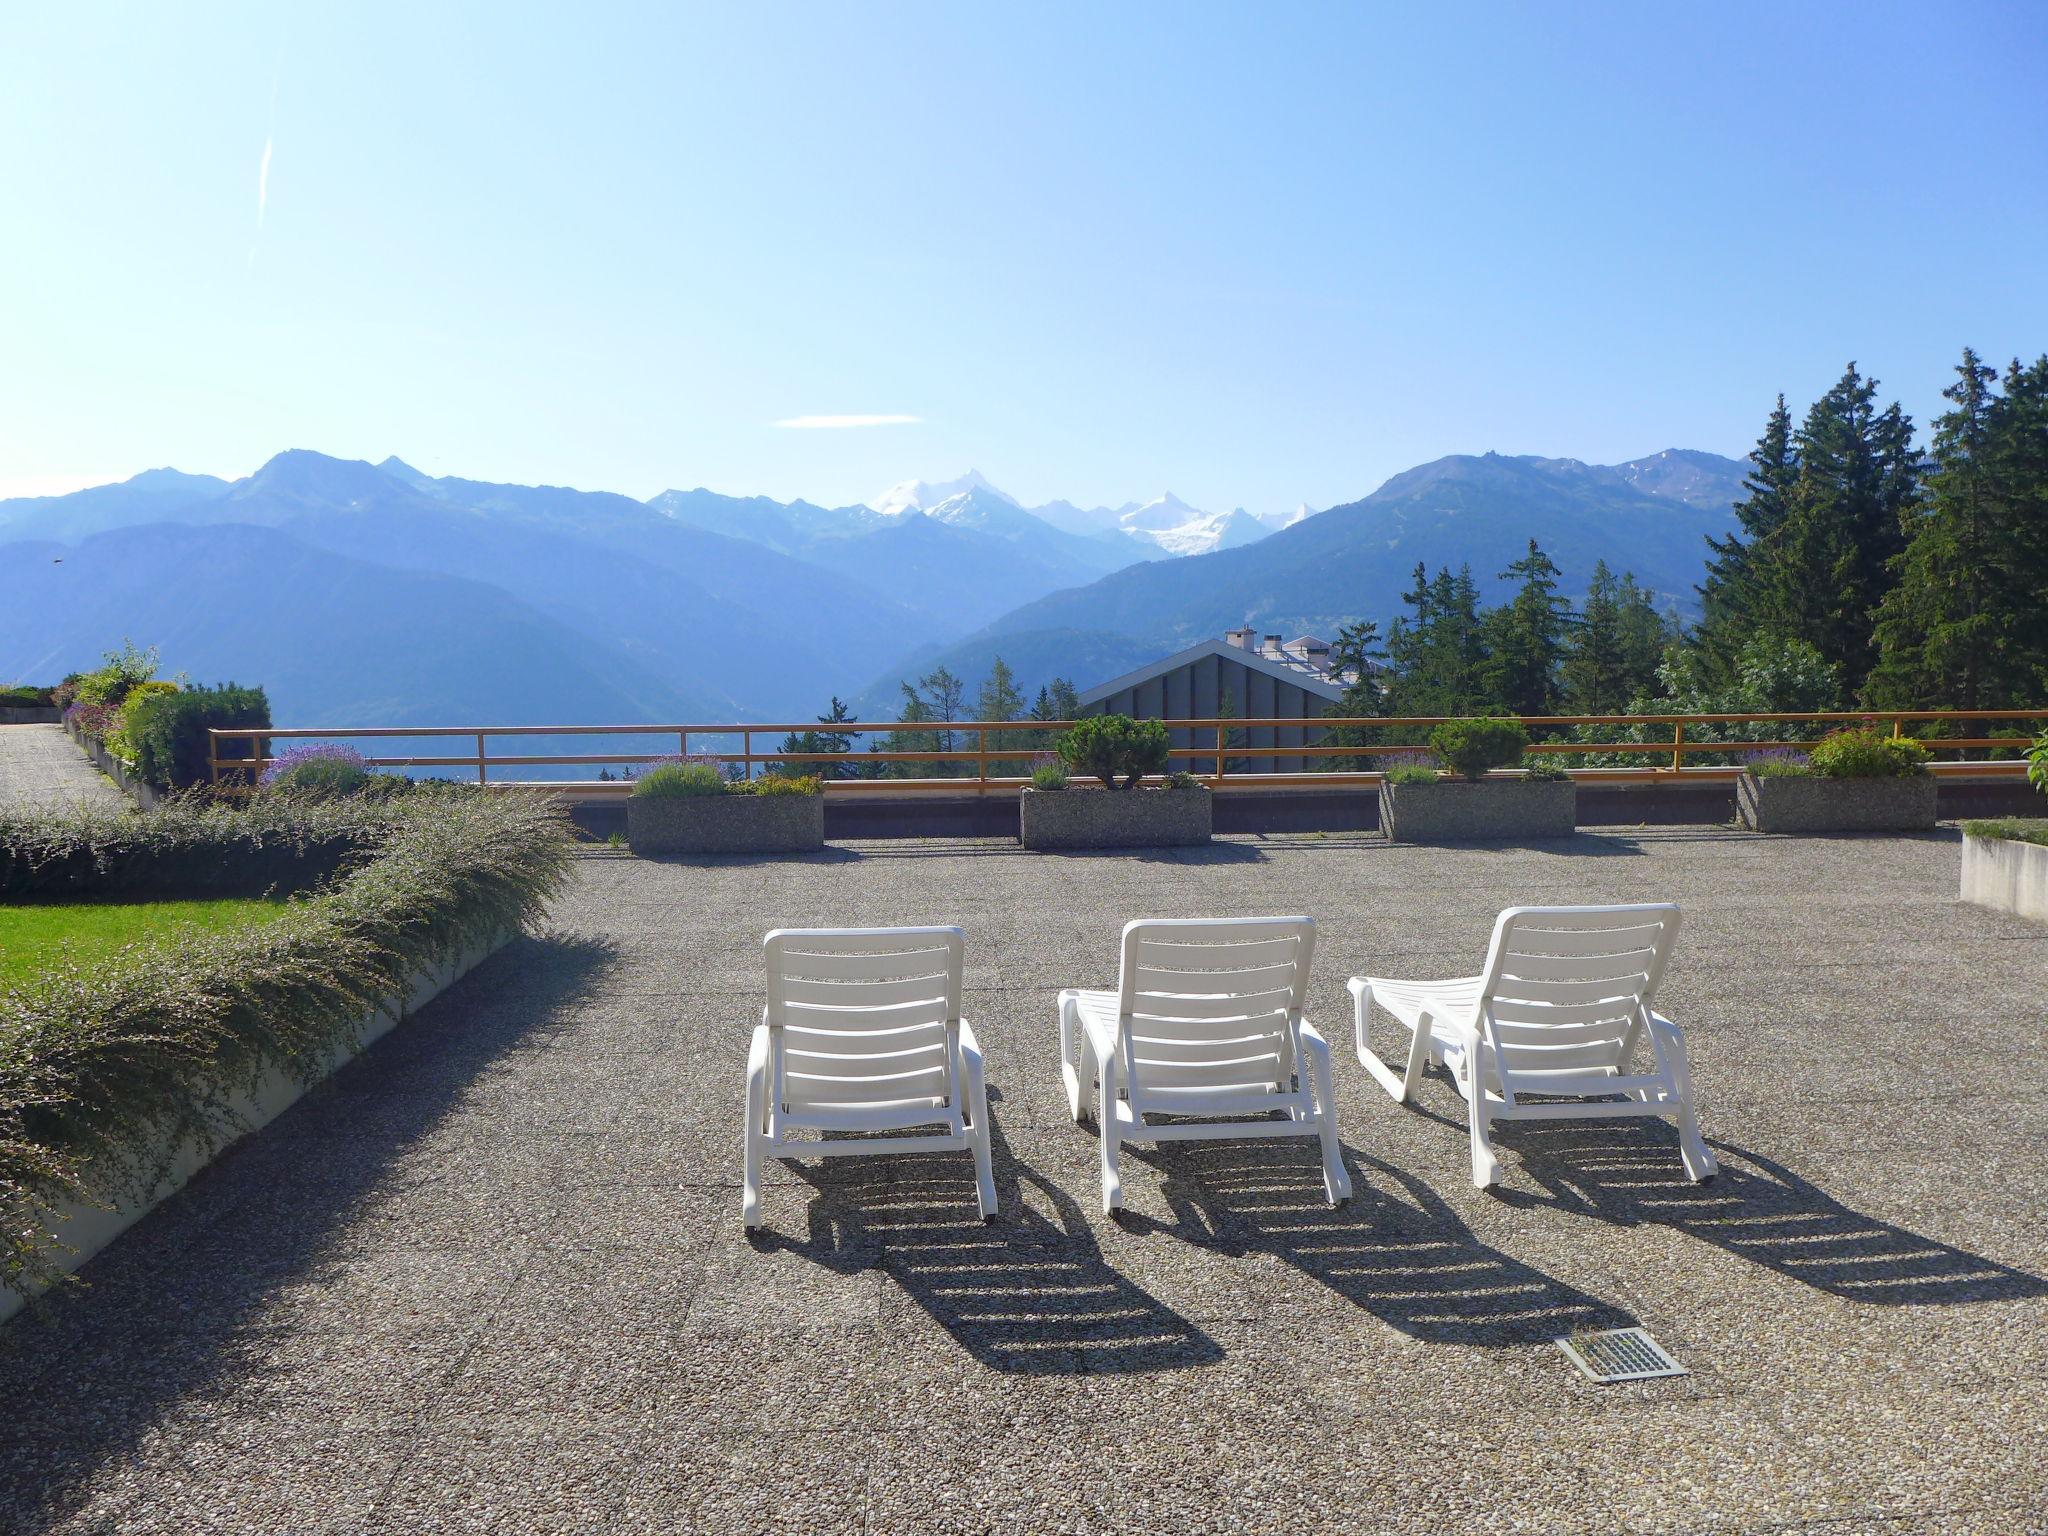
[
  {"x1": 678, "y1": 730, "x2": 688, "y2": 760},
  {"x1": 1216, "y1": 724, "x2": 1227, "y2": 782},
  {"x1": 251, "y1": 732, "x2": 266, "y2": 785},
  {"x1": 476, "y1": 732, "x2": 487, "y2": 787},
  {"x1": 978, "y1": 726, "x2": 988, "y2": 792},
  {"x1": 208, "y1": 731, "x2": 219, "y2": 784},
  {"x1": 1671, "y1": 720, "x2": 1684, "y2": 772},
  {"x1": 743, "y1": 730, "x2": 751, "y2": 782}
]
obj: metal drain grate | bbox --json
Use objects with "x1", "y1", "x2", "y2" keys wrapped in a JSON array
[{"x1": 1556, "y1": 1327, "x2": 1687, "y2": 1383}]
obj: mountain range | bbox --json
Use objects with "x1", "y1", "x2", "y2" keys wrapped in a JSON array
[{"x1": 0, "y1": 446, "x2": 1747, "y2": 727}]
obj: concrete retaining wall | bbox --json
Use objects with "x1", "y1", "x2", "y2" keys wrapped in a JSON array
[
  {"x1": 66, "y1": 723, "x2": 164, "y2": 810},
  {"x1": 0, "y1": 708, "x2": 61, "y2": 725},
  {"x1": 0, "y1": 931, "x2": 510, "y2": 1324},
  {"x1": 1961, "y1": 833, "x2": 2048, "y2": 923}
]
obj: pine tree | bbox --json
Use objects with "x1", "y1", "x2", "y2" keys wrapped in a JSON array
[
  {"x1": 1613, "y1": 573, "x2": 1676, "y2": 703},
  {"x1": 1771, "y1": 364, "x2": 1918, "y2": 689},
  {"x1": 974, "y1": 657, "x2": 1023, "y2": 723},
  {"x1": 1695, "y1": 395, "x2": 1796, "y2": 681},
  {"x1": 1484, "y1": 540, "x2": 1571, "y2": 716},
  {"x1": 774, "y1": 696, "x2": 858, "y2": 779},
  {"x1": 1562, "y1": 561, "x2": 1628, "y2": 713}
]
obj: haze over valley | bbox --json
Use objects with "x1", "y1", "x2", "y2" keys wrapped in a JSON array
[{"x1": 1, "y1": 447, "x2": 1745, "y2": 726}]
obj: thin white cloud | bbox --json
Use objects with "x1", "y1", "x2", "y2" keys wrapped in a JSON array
[
  {"x1": 257, "y1": 135, "x2": 273, "y2": 225},
  {"x1": 773, "y1": 413, "x2": 922, "y2": 430}
]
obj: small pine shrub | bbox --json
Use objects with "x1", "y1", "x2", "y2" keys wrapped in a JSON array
[
  {"x1": 1426, "y1": 718, "x2": 1529, "y2": 781},
  {"x1": 1383, "y1": 764, "x2": 1438, "y2": 786},
  {"x1": 1164, "y1": 770, "x2": 1203, "y2": 790},
  {"x1": 1056, "y1": 714, "x2": 1171, "y2": 790},
  {"x1": 1806, "y1": 727, "x2": 1929, "y2": 779},
  {"x1": 1521, "y1": 755, "x2": 1570, "y2": 782},
  {"x1": 633, "y1": 762, "x2": 727, "y2": 798}
]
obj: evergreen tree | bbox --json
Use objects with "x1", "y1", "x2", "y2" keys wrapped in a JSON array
[
  {"x1": 774, "y1": 696, "x2": 859, "y2": 779},
  {"x1": 1383, "y1": 563, "x2": 1491, "y2": 717},
  {"x1": 1562, "y1": 561, "x2": 1628, "y2": 714},
  {"x1": 1695, "y1": 394, "x2": 1796, "y2": 681},
  {"x1": 1771, "y1": 364, "x2": 1918, "y2": 688},
  {"x1": 974, "y1": 657, "x2": 1024, "y2": 723},
  {"x1": 1872, "y1": 350, "x2": 2048, "y2": 709},
  {"x1": 1612, "y1": 573, "x2": 1677, "y2": 702},
  {"x1": 1484, "y1": 540, "x2": 1571, "y2": 716}
]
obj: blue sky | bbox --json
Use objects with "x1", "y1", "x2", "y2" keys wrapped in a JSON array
[{"x1": 3, "y1": 3, "x2": 2043, "y2": 515}]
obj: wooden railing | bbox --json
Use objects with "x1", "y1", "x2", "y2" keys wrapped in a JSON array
[{"x1": 207, "y1": 710, "x2": 2048, "y2": 793}]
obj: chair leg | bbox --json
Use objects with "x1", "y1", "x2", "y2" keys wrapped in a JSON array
[
  {"x1": 1462, "y1": 1054, "x2": 1502, "y2": 1189},
  {"x1": 1300, "y1": 1024, "x2": 1351, "y2": 1205},
  {"x1": 1097, "y1": 1053, "x2": 1124, "y2": 1214},
  {"x1": 1059, "y1": 992, "x2": 1087, "y2": 1123},
  {"x1": 1648, "y1": 1013, "x2": 1717, "y2": 1183},
  {"x1": 743, "y1": 1027, "x2": 770, "y2": 1230},
  {"x1": 1351, "y1": 982, "x2": 1430, "y2": 1103},
  {"x1": 959, "y1": 1024, "x2": 999, "y2": 1221}
]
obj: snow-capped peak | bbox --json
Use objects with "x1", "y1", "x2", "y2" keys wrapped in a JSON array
[{"x1": 869, "y1": 470, "x2": 1018, "y2": 518}]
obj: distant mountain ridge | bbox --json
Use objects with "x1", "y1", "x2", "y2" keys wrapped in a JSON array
[
  {"x1": 855, "y1": 448, "x2": 1749, "y2": 710},
  {"x1": 0, "y1": 444, "x2": 1747, "y2": 733}
]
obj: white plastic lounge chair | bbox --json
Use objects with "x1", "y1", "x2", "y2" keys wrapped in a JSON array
[
  {"x1": 1348, "y1": 903, "x2": 1715, "y2": 1189},
  {"x1": 744, "y1": 926, "x2": 996, "y2": 1230},
  {"x1": 1058, "y1": 917, "x2": 1351, "y2": 1214}
]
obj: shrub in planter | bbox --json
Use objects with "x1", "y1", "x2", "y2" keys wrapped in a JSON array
[
  {"x1": 1427, "y1": 718, "x2": 1530, "y2": 781},
  {"x1": 627, "y1": 762, "x2": 823, "y2": 855},
  {"x1": 1056, "y1": 714, "x2": 1171, "y2": 790},
  {"x1": 1737, "y1": 726, "x2": 1935, "y2": 833},
  {"x1": 1029, "y1": 755, "x2": 1069, "y2": 791},
  {"x1": 1381, "y1": 719, "x2": 1574, "y2": 843},
  {"x1": 126, "y1": 683, "x2": 271, "y2": 792}
]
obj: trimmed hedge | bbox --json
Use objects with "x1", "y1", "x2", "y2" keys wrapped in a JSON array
[
  {"x1": 1964, "y1": 818, "x2": 2048, "y2": 848},
  {"x1": 126, "y1": 683, "x2": 270, "y2": 792},
  {"x1": 0, "y1": 686, "x2": 54, "y2": 708},
  {"x1": 0, "y1": 788, "x2": 574, "y2": 1293}
]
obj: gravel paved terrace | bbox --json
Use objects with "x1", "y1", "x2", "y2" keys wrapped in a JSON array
[
  {"x1": 4, "y1": 828, "x2": 2046, "y2": 1533},
  {"x1": 0, "y1": 725, "x2": 123, "y2": 812}
]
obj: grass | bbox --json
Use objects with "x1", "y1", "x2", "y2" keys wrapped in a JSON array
[
  {"x1": 0, "y1": 897, "x2": 291, "y2": 990},
  {"x1": 1963, "y1": 817, "x2": 2048, "y2": 848}
]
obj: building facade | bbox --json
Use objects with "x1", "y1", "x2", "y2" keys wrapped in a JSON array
[{"x1": 1079, "y1": 631, "x2": 1355, "y2": 774}]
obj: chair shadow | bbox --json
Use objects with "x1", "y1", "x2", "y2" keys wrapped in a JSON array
[
  {"x1": 760, "y1": 1123, "x2": 1225, "y2": 1376},
  {"x1": 1122, "y1": 1137, "x2": 1633, "y2": 1346},
  {"x1": 1492, "y1": 1120, "x2": 2048, "y2": 1306},
  {"x1": 0, "y1": 934, "x2": 618, "y2": 1532}
]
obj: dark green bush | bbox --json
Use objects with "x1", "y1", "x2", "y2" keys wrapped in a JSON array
[
  {"x1": 1056, "y1": 714, "x2": 1171, "y2": 790},
  {"x1": 1426, "y1": 718, "x2": 1529, "y2": 781},
  {"x1": 0, "y1": 686, "x2": 53, "y2": 708},
  {"x1": 126, "y1": 683, "x2": 271, "y2": 792},
  {"x1": 2029, "y1": 728, "x2": 2047, "y2": 795},
  {"x1": 1521, "y1": 755, "x2": 1570, "y2": 782},
  {"x1": 0, "y1": 790, "x2": 574, "y2": 1294},
  {"x1": 1806, "y1": 727, "x2": 1929, "y2": 779},
  {"x1": 633, "y1": 762, "x2": 726, "y2": 798}
]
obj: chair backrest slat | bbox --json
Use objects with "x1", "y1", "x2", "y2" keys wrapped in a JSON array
[
  {"x1": 765, "y1": 927, "x2": 964, "y2": 1121},
  {"x1": 1116, "y1": 918, "x2": 1314, "y2": 1117},
  {"x1": 1479, "y1": 905, "x2": 1679, "y2": 1082}
]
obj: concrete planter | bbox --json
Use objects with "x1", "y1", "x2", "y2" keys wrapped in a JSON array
[
  {"x1": 2, "y1": 931, "x2": 509, "y2": 1323},
  {"x1": 68, "y1": 723, "x2": 164, "y2": 809},
  {"x1": 0, "y1": 707, "x2": 61, "y2": 725},
  {"x1": 627, "y1": 791, "x2": 824, "y2": 856},
  {"x1": 1378, "y1": 776, "x2": 1577, "y2": 843},
  {"x1": 1020, "y1": 784, "x2": 1212, "y2": 850},
  {"x1": 1736, "y1": 772, "x2": 1937, "y2": 834},
  {"x1": 1961, "y1": 831, "x2": 2048, "y2": 923}
]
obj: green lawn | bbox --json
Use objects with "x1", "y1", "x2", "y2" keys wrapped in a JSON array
[{"x1": 0, "y1": 897, "x2": 293, "y2": 990}]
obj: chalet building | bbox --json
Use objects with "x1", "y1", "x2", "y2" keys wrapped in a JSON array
[{"x1": 1079, "y1": 629, "x2": 1359, "y2": 773}]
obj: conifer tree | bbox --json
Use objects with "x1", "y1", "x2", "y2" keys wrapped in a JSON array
[
  {"x1": 1484, "y1": 540, "x2": 1571, "y2": 716},
  {"x1": 974, "y1": 657, "x2": 1023, "y2": 724},
  {"x1": 1695, "y1": 395, "x2": 1796, "y2": 681}
]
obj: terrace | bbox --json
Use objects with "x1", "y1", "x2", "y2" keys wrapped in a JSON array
[{"x1": 4, "y1": 825, "x2": 2045, "y2": 1533}]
